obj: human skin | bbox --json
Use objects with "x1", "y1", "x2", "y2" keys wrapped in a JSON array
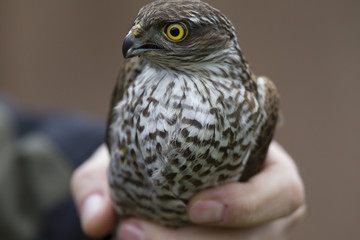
[{"x1": 71, "y1": 142, "x2": 305, "y2": 240}]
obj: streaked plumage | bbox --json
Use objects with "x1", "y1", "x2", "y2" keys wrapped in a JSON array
[{"x1": 106, "y1": 0, "x2": 279, "y2": 226}]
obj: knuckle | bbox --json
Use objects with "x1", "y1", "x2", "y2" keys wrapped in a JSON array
[
  {"x1": 70, "y1": 161, "x2": 95, "y2": 195},
  {"x1": 295, "y1": 204, "x2": 307, "y2": 222},
  {"x1": 227, "y1": 197, "x2": 258, "y2": 226},
  {"x1": 288, "y1": 174, "x2": 305, "y2": 212},
  {"x1": 70, "y1": 166, "x2": 83, "y2": 191}
]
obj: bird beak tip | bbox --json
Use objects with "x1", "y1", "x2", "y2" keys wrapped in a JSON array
[
  {"x1": 122, "y1": 34, "x2": 135, "y2": 59},
  {"x1": 122, "y1": 31, "x2": 163, "y2": 59}
]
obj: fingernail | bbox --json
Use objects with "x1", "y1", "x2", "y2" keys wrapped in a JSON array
[
  {"x1": 189, "y1": 200, "x2": 224, "y2": 223},
  {"x1": 118, "y1": 222, "x2": 144, "y2": 240},
  {"x1": 81, "y1": 194, "x2": 103, "y2": 224}
]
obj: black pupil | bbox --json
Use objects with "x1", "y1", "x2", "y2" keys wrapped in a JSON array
[{"x1": 170, "y1": 27, "x2": 180, "y2": 37}]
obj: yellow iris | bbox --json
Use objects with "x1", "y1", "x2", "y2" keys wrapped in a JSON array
[{"x1": 163, "y1": 22, "x2": 188, "y2": 42}]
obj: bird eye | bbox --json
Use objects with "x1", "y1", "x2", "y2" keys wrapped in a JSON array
[{"x1": 163, "y1": 22, "x2": 188, "y2": 42}]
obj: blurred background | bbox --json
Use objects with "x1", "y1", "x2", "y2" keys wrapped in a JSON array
[{"x1": 1, "y1": 0, "x2": 359, "y2": 239}]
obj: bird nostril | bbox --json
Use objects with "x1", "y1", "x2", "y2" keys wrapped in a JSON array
[
  {"x1": 132, "y1": 31, "x2": 142, "y2": 38},
  {"x1": 132, "y1": 24, "x2": 143, "y2": 38}
]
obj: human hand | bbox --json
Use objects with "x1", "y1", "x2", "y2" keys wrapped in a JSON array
[{"x1": 71, "y1": 142, "x2": 305, "y2": 239}]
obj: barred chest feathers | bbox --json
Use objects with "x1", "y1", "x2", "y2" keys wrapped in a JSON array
[{"x1": 108, "y1": 62, "x2": 267, "y2": 224}]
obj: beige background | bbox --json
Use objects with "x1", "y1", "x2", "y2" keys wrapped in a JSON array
[{"x1": 1, "y1": 1, "x2": 359, "y2": 239}]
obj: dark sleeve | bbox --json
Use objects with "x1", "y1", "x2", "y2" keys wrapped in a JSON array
[{"x1": 0, "y1": 97, "x2": 105, "y2": 240}]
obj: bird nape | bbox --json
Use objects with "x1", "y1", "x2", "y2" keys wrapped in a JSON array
[{"x1": 106, "y1": 0, "x2": 279, "y2": 226}]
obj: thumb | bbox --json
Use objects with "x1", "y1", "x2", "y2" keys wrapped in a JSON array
[{"x1": 71, "y1": 144, "x2": 117, "y2": 237}]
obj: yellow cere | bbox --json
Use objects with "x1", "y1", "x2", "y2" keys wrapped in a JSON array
[
  {"x1": 163, "y1": 22, "x2": 188, "y2": 42},
  {"x1": 132, "y1": 24, "x2": 142, "y2": 38}
]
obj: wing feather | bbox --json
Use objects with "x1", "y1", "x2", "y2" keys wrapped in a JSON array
[
  {"x1": 106, "y1": 57, "x2": 145, "y2": 148},
  {"x1": 240, "y1": 76, "x2": 280, "y2": 181}
]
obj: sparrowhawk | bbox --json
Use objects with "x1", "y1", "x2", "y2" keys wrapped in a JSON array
[{"x1": 107, "y1": 0, "x2": 279, "y2": 226}]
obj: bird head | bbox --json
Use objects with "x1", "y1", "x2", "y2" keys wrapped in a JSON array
[{"x1": 122, "y1": 0, "x2": 240, "y2": 67}]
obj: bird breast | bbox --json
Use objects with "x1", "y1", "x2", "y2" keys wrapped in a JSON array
[{"x1": 110, "y1": 65, "x2": 261, "y2": 197}]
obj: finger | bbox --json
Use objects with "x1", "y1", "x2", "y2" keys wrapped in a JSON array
[
  {"x1": 71, "y1": 144, "x2": 117, "y2": 237},
  {"x1": 116, "y1": 205, "x2": 305, "y2": 240},
  {"x1": 262, "y1": 204, "x2": 306, "y2": 240},
  {"x1": 273, "y1": 204, "x2": 306, "y2": 233},
  {"x1": 187, "y1": 141, "x2": 305, "y2": 227},
  {"x1": 116, "y1": 218, "x2": 246, "y2": 240}
]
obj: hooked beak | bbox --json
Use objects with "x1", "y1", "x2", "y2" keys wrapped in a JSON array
[{"x1": 122, "y1": 32, "x2": 163, "y2": 59}]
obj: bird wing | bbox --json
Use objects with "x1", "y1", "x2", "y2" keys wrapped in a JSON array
[
  {"x1": 106, "y1": 57, "x2": 145, "y2": 148},
  {"x1": 239, "y1": 76, "x2": 280, "y2": 181}
]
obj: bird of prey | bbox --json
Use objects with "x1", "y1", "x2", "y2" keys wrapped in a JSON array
[{"x1": 107, "y1": 0, "x2": 279, "y2": 226}]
